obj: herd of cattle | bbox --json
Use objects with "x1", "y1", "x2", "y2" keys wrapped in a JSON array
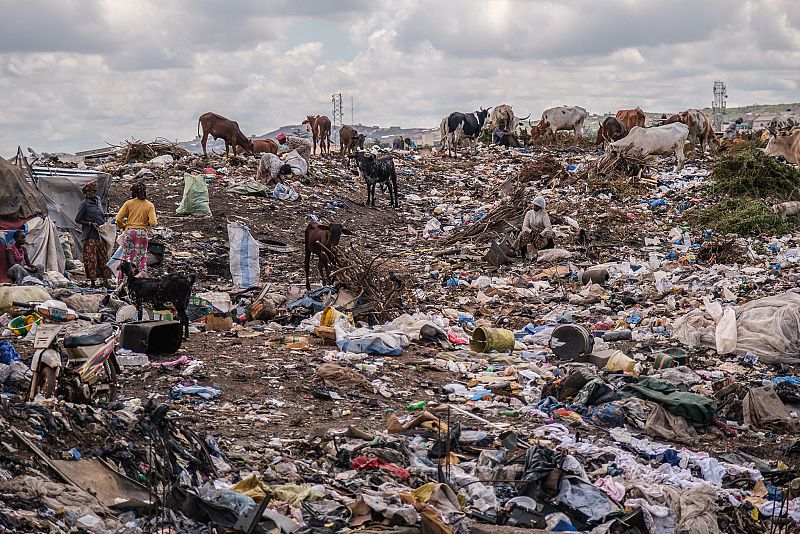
[{"x1": 196, "y1": 104, "x2": 800, "y2": 207}]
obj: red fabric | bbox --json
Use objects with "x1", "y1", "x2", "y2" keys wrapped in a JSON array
[
  {"x1": 7, "y1": 243, "x2": 25, "y2": 264},
  {"x1": 0, "y1": 217, "x2": 31, "y2": 231},
  {"x1": 447, "y1": 332, "x2": 468, "y2": 345},
  {"x1": 351, "y1": 455, "x2": 410, "y2": 480},
  {"x1": 0, "y1": 244, "x2": 10, "y2": 284}
]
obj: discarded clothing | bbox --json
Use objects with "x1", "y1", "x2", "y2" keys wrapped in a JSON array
[
  {"x1": 624, "y1": 377, "x2": 717, "y2": 426},
  {"x1": 742, "y1": 385, "x2": 793, "y2": 431},
  {"x1": 351, "y1": 455, "x2": 410, "y2": 480}
]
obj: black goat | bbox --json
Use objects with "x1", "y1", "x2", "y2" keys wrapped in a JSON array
[
  {"x1": 119, "y1": 262, "x2": 196, "y2": 339},
  {"x1": 353, "y1": 151, "x2": 399, "y2": 208}
]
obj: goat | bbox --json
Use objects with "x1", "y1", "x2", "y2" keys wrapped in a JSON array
[
  {"x1": 119, "y1": 262, "x2": 196, "y2": 339},
  {"x1": 304, "y1": 222, "x2": 344, "y2": 290},
  {"x1": 353, "y1": 151, "x2": 399, "y2": 208}
]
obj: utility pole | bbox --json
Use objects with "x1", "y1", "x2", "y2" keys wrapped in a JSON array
[
  {"x1": 331, "y1": 93, "x2": 343, "y2": 143},
  {"x1": 712, "y1": 81, "x2": 727, "y2": 132},
  {"x1": 351, "y1": 95, "x2": 354, "y2": 125}
]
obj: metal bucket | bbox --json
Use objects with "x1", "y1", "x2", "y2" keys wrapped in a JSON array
[
  {"x1": 470, "y1": 326, "x2": 515, "y2": 353},
  {"x1": 549, "y1": 324, "x2": 594, "y2": 361}
]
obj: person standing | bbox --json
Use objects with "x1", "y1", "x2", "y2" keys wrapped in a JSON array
[
  {"x1": 75, "y1": 181, "x2": 111, "y2": 287},
  {"x1": 113, "y1": 181, "x2": 156, "y2": 278}
]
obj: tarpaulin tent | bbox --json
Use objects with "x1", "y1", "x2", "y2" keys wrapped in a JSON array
[
  {"x1": 32, "y1": 166, "x2": 111, "y2": 260},
  {"x1": 0, "y1": 156, "x2": 64, "y2": 279},
  {"x1": 0, "y1": 156, "x2": 47, "y2": 221}
]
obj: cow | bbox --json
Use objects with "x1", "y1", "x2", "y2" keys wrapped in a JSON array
[
  {"x1": 302, "y1": 115, "x2": 332, "y2": 156},
  {"x1": 197, "y1": 112, "x2": 253, "y2": 158},
  {"x1": 339, "y1": 125, "x2": 358, "y2": 157},
  {"x1": 665, "y1": 109, "x2": 718, "y2": 154},
  {"x1": 304, "y1": 221, "x2": 343, "y2": 290},
  {"x1": 237, "y1": 138, "x2": 278, "y2": 156},
  {"x1": 529, "y1": 106, "x2": 588, "y2": 143},
  {"x1": 764, "y1": 130, "x2": 800, "y2": 165},
  {"x1": 484, "y1": 104, "x2": 530, "y2": 135},
  {"x1": 445, "y1": 108, "x2": 491, "y2": 158},
  {"x1": 439, "y1": 117, "x2": 450, "y2": 153},
  {"x1": 608, "y1": 123, "x2": 690, "y2": 171},
  {"x1": 353, "y1": 151, "x2": 399, "y2": 208},
  {"x1": 615, "y1": 107, "x2": 646, "y2": 131},
  {"x1": 596, "y1": 117, "x2": 628, "y2": 147}
]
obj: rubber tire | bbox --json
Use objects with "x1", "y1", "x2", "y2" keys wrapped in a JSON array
[
  {"x1": 40, "y1": 367, "x2": 57, "y2": 398},
  {"x1": 103, "y1": 360, "x2": 118, "y2": 402}
]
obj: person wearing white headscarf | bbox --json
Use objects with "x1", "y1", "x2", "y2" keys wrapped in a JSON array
[{"x1": 517, "y1": 196, "x2": 554, "y2": 256}]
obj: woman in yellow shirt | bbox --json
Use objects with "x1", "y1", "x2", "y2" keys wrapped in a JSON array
[{"x1": 113, "y1": 181, "x2": 157, "y2": 277}]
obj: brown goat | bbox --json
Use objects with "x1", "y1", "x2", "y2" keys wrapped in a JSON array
[{"x1": 304, "y1": 222, "x2": 344, "y2": 290}]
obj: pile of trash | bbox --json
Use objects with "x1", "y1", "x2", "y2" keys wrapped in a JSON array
[{"x1": 2, "y1": 137, "x2": 800, "y2": 532}]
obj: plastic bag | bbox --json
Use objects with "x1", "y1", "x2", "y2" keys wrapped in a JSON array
[
  {"x1": 176, "y1": 174, "x2": 211, "y2": 215},
  {"x1": 715, "y1": 307, "x2": 737, "y2": 354},
  {"x1": 227, "y1": 222, "x2": 260, "y2": 289}
]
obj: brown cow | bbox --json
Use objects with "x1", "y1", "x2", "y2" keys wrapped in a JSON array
[
  {"x1": 615, "y1": 107, "x2": 646, "y2": 131},
  {"x1": 197, "y1": 112, "x2": 253, "y2": 158},
  {"x1": 665, "y1": 109, "x2": 718, "y2": 154},
  {"x1": 339, "y1": 125, "x2": 358, "y2": 157},
  {"x1": 596, "y1": 117, "x2": 627, "y2": 147},
  {"x1": 304, "y1": 221, "x2": 343, "y2": 290},
  {"x1": 237, "y1": 138, "x2": 278, "y2": 156},
  {"x1": 764, "y1": 130, "x2": 800, "y2": 164},
  {"x1": 302, "y1": 115, "x2": 332, "y2": 156}
]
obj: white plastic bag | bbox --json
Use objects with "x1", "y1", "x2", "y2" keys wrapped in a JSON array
[
  {"x1": 227, "y1": 222, "x2": 260, "y2": 289},
  {"x1": 715, "y1": 307, "x2": 737, "y2": 354}
]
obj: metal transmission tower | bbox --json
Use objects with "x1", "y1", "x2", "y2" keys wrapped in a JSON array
[
  {"x1": 331, "y1": 93, "x2": 343, "y2": 143},
  {"x1": 712, "y1": 81, "x2": 727, "y2": 132}
]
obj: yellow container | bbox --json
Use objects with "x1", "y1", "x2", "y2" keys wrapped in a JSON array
[
  {"x1": 320, "y1": 306, "x2": 342, "y2": 327},
  {"x1": 470, "y1": 326, "x2": 515, "y2": 353},
  {"x1": 606, "y1": 351, "x2": 636, "y2": 373},
  {"x1": 9, "y1": 313, "x2": 42, "y2": 336}
]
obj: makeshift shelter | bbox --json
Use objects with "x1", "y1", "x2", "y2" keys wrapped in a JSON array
[
  {"x1": 0, "y1": 156, "x2": 64, "y2": 281},
  {"x1": 32, "y1": 165, "x2": 111, "y2": 260}
]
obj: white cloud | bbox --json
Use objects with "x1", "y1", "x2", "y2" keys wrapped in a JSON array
[{"x1": 0, "y1": 0, "x2": 798, "y2": 154}]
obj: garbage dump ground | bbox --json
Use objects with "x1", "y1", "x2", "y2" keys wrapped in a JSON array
[{"x1": 4, "y1": 137, "x2": 800, "y2": 533}]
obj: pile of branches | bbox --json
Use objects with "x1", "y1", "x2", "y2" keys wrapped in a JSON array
[
  {"x1": 330, "y1": 244, "x2": 411, "y2": 324},
  {"x1": 594, "y1": 151, "x2": 655, "y2": 179},
  {"x1": 113, "y1": 138, "x2": 190, "y2": 164},
  {"x1": 442, "y1": 155, "x2": 566, "y2": 245},
  {"x1": 519, "y1": 155, "x2": 566, "y2": 183},
  {"x1": 711, "y1": 147, "x2": 800, "y2": 200}
]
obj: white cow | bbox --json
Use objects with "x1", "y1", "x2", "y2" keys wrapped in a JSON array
[
  {"x1": 530, "y1": 106, "x2": 588, "y2": 142},
  {"x1": 608, "y1": 123, "x2": 690, "y2": 171}
]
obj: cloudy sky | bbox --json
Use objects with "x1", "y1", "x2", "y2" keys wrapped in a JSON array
[{"x1": 1, "y1": 0, "x2": 799, "y2": 154}]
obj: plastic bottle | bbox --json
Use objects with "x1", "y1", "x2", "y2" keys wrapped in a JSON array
[{"x1": 407, "y1": 401, "x2": 427, "y2": 411}]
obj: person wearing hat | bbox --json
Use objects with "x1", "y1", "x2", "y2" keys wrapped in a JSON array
[
  {"x1": 275, "y1": 132, "x2": 313, "y2": 168},
  {"x1": 517, "y1": 196, "x2": 554, "y2": 258},
  {"x1": 113, "y1": 181, "x2": 157, "y2": 278},
  {"x1": 75, "y1": 181, "x2": 112, "y2": 287}
]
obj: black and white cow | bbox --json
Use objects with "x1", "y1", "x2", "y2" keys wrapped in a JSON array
[
  {"x1": 354, "y1": 151, "x2": 399, "y2": 208},
  {"x1": 445, "y1": 108, "x2": 491, "y2": 157}
]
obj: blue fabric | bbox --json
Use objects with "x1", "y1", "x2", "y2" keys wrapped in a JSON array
[{"x1": 0, "y1": 341, "x2": 20, "y2": 364}]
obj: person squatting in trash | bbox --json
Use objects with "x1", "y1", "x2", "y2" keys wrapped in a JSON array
[
  {"x1": 113, "y1": 181, "x2": 157, "y2": 280},
  {"x1": 6, "y1": 230, "x2": 43, "y2": 284},
  {"x1": 256, "y1": 151, "x2": 307, "y2": 185},
  {"x1": 517, "y1": 196, "x2": 554, "y2": 258},
  {"x1": 75, "y1": 181, "x2": 112, "y2": 288}
]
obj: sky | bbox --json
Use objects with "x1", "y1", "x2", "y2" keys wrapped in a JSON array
[{"x1": 1, "y1": 0, "x2": 799, "y2": 154}]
